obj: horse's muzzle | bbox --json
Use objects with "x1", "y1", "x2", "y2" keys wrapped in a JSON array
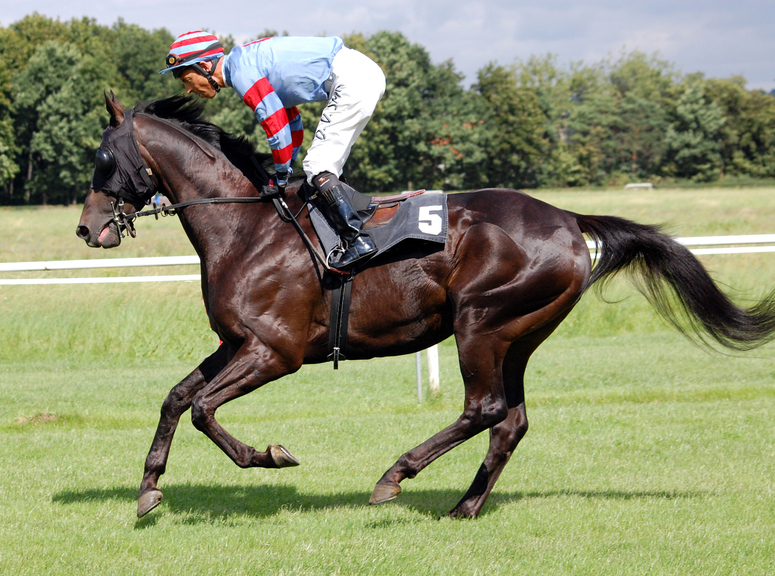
[{"x1": 76, "y1": 220, "x2": 121, "y2": 248}]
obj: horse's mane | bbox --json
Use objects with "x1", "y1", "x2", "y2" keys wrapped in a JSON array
[{"x1": 136, "y1": 95, "x2": 276, "y2": 181}]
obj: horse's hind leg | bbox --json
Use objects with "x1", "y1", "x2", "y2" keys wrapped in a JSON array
[
  {"x1": 138, "y1": 343, "x2": 229, "y2": 517},
  {"x1": 370, "y1": 334, "x2": 510, "y2": 505},
  {"x1": 449, "y1": 403, "x2": 527, "y2": 518},
  {"x1": 448, "y1": 344, "x2": 532, "y2": 518},
  {"x1": 449, "y1": 320, "x2": 571, "y2": 518}
]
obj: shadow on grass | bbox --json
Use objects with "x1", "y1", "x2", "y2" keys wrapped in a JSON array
[{"x1": 52, "y1": 482, "x2": 704, "y2": 527}]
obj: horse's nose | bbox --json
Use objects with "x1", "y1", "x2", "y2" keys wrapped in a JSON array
[{"x1": 76, "y1": 224, "x2": 90, "y2": 240}]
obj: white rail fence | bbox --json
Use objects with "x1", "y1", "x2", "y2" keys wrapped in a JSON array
[
  {"x1": 3, "y1": 234, "x2": 775, "y2": 286},
  {"x1": 0, "y1": 256, "x2": 200, "y2": 285},
  {"x1": 3, "y1": 234, "x2": 775, "y2": 401}
]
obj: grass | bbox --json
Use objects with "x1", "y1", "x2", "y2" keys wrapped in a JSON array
[
  {"x1": 0, "y1": 188, "x2": 774, "y2": 575},
  {"x1": 1, "y1": 336, "x2": 773, "y2": 575},
  {"x1": 530, "y1": 186, "x2": 775, "y2": 236}
]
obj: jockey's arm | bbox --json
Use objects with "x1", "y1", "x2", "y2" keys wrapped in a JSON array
[
  {"x1": 287, "y1": 106, "x2": 303, "y2": 166},
  {"x1": 232, "y1": 74, "x2": 295, "y2": 180}
]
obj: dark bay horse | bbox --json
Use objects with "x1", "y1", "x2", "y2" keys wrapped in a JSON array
[{"x1": 77, "y1": 94, "x2": 775, "y2": 519}]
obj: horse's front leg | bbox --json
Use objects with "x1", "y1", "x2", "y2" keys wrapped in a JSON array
[
  {"x1": 137, "y1": 344, "x2": 229, "y2": 518},
  {"x1": 189, "y1": 337, "x2": 301, "y2": 470}
]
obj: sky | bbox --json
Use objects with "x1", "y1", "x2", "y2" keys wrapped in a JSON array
[{"x1": 2, "y1": 0, "x2": 774, "y2": 91}]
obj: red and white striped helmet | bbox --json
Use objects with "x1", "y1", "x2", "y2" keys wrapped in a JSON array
[{"x1": 161, "y1": 30, "x2": 224, "y2": 74}]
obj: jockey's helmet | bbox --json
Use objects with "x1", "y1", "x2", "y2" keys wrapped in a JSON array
[{"x1": 161, "y1": 31, "x2": 224, "y2": 76}]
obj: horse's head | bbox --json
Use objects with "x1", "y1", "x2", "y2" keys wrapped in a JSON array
[{"x1": 76, "y1": 92, "x2": 158, "y2": 248}]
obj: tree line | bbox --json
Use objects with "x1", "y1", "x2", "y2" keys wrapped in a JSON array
[{"x1": 1, "y1": 13, "x2": 774, "y2": 205}]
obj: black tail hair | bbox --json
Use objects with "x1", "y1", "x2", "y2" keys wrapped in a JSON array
[{"x1": 576, "y1": 214, "x2": 775, "y2": 351}]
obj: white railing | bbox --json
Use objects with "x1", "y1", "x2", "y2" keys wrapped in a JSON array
[
  {"x1": 0, "y1": 255, "x2": 199, "y2": 272},
  {"x1": 588, "y1": 234, "x2": 775, "y2": 256},
  {"x1": 0, "y1": 256, "x2": 200, "y2": 285},
  {"x1": 3, "y1": 234, "x2": 775, "y2": 286}
]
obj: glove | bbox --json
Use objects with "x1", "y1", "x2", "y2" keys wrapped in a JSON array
[
  {"x1": 260, "y1": 180, "x2": 282, "y2": 199},
  {"x1": 275, "y1": 167, "x2": 292, "y2": 189}
]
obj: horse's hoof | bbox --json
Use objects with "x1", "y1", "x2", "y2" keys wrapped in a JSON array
[
  {"x1": 269, "y1": 444, "x2": 300, "y2": 468},
  {"x1": 369, "y1": 481, "x2": 401, "y2": 505},
  {"x1": 447, "y1": 507, "x2": 476, "y2": 519},
  {"x1": 137, "y1": 489, "x2": 163, "y2": 518}
]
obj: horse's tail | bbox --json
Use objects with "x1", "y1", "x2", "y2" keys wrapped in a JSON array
[{"x1": 574, "y1": 213, "x2": 775, "y2": 351}]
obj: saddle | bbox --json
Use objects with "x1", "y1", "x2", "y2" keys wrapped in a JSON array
[
  {"x1": 361, "y1": 189, "x2": 427, "y2": 228},
  {"x1": 303, "y1": 183, "x2": 448, "y2": 266}
]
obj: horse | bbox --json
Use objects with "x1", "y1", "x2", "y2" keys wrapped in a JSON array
[{"x1": 76, "y1": 93, "x2": 775, "y2": 519}]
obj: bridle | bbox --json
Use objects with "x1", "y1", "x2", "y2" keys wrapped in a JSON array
[
  {"x1": 110, "y1": 197, "x2": 139, "y2": 239},
  {"x1": 92, "y1": 110, "x2": 276, "y2": 237}
]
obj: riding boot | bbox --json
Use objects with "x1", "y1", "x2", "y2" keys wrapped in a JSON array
[{"x1": 314, "y1": 172, "x2": 377, "y2": 269}]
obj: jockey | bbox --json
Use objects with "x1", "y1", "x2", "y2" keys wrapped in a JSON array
[{"x1": 161, "y1": 31, "x2": 386, "y2": 270}]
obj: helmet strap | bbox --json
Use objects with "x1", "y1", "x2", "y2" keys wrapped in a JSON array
[{"x1": 192, "y1": 58, "x2": 221, "y2": 93}]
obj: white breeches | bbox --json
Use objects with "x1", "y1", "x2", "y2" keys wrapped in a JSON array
[{"x1": 303, "y1": 46, "x2": 386, "y2": 182}]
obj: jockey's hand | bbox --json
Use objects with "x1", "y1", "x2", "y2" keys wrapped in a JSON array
[
  {"x1": 260, "y1": 178, "x2": 283, "y2": 199},
  {"x1": 275, "y1": 171, "x2": 289, "y2": 190},
  {"x1": 261, "y1": 168, "x2": 291, "y2": 198}
]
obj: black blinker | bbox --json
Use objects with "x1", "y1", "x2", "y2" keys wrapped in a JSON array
[{"x1": 95, "y1": 148, "x2": 116, "y2": 177}]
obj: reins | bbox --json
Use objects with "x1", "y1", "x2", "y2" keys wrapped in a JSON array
[
  {"x1": 131, "y1": 195, "x2": 266, "y2": 219},
  {"x1": 121, "y1": 192, "x2": 349, "y2": 276}
]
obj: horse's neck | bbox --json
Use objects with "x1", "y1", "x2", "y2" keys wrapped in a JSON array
[
  {"x1": 176, "y1": 179, "x2": 273, "y2": 260},
  {"x1": 143, "y1": 133, "x2": 270, "y2": 259},
  {"x1": 136, "y1": 116, "x2": 307, "y2": 264}
]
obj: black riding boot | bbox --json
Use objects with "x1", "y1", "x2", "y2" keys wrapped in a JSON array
[{"x1": 314, "y1": 172, "x2": 377, "y2": 269}]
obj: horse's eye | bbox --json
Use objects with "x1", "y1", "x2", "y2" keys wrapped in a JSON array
[{"x1": 95, "y1": 148, "x2": 116, "y2": 177}]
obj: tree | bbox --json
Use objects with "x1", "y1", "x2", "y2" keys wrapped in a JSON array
[
  {"x1": 563, "y1": 85, "x2": 619, "y2": 185},
  {"x1": 14, "y1": 40, "x2": 105, "y2": 203},
  {"x1": 4, "y1": 12, "x2": 70, "y2": 71},
  {"x1": 419, "y1": 89, "x2": 488, "y2": 190},
  {"x1": 13, "y1": 40, "x2": 81, "y2": 202},
  {"x1": 474, "y1": 63, "x2": 548, "y2": 188},
  {"x1": 342, "y1": 31, "x2": 478, "y2": 192},
  {"x1": 607, "y1": 50, "x2": 678, "y2": 108},
  {"x1": 109, "y1": 20, "x2": 176, "y2": 103},
  {"x1": 28, "y1": 82, "x2": 104, "y2": 204},
  {"x1": 4, "y1": 16, "x2": 178, "y2": 204},
  {"x1": 0, "y1": 54, "x2": 19, "y2": 197},
  {"x1": 705, "y1": 76, "x2": 775, "y2": 178},
  {"x1": 664, "y1": 81, "x2": 726, "y2": 181},
  {"x1": 615, "y1": 92, "x2": 667, "y2": 177},
  {"x1": 607, "y1": 51, "x2": 675, "y2": 179}
]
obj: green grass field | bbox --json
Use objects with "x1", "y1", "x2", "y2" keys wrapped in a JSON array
[{"x1": 0, "y1": 188, "x2": 774, "y2": 575}]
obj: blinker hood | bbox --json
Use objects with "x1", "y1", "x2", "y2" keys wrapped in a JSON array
[{"x1": 90, "y1": 110, "x2": 156, "y2": 205}]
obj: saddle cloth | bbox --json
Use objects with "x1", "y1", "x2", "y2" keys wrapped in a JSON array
[{"x1": 308, "y1": 191, "x2": 448, "y2": 265}]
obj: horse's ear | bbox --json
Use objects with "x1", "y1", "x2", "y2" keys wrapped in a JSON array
[{"x1": 104, "y1": 90, "x2": 125, "y2": 128}]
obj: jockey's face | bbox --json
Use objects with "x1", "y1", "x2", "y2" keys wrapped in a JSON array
[{"x1": 179, "y1": 66, "x2": 217, "y2": 99}]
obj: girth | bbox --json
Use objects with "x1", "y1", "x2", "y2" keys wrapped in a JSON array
[{"x1": 327, "y1": 274, "x2": 354, "y2": 369}]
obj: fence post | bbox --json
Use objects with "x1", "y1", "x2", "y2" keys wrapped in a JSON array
[
  {"x1": 427, "y1": 344, "x2": 440, "y2": 396},
  {"x1": 415, "y1": 351, "x2": 423, "y2": 403}
]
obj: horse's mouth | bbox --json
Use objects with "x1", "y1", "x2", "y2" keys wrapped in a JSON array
[{"x1": 98, "y1": 221, "x2": 122, "y2": 248}]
